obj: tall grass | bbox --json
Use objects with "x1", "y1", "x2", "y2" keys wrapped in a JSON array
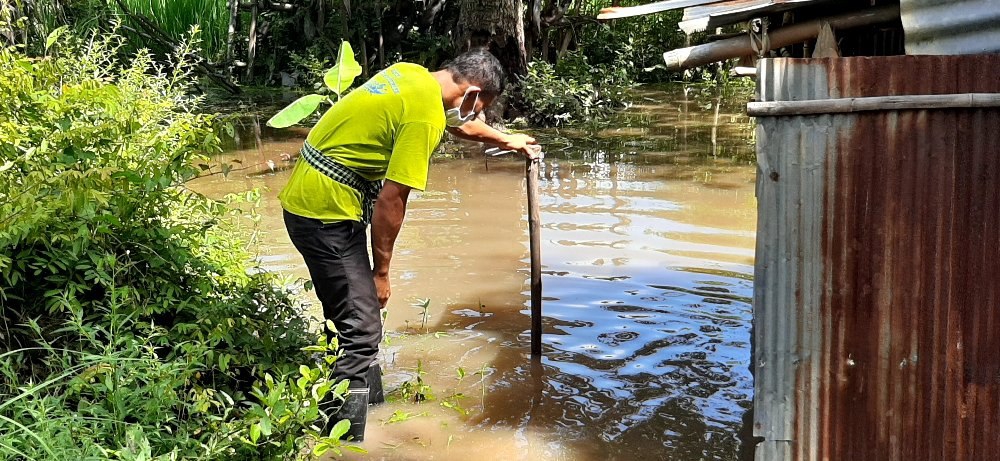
[
  {"x1": 9, "y1": 0, "x2": 231, "y2": 59},
  {"x1": 113, "y1": 0, "x2": 230, "y2": 59}
]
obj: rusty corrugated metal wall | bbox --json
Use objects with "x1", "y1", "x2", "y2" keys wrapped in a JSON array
[
  {"x1": 901, "y1": 0, "x2": 1000, "y2": 55},
  {"x1": 752, "y1": 55, "x2": 1000, "y2": 461}
]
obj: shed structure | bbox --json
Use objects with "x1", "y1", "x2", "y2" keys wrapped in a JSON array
[
  {"x1": 598, "y1": 2, "x2": 1000, "y2": 460},
  {"x1": 749, "y1": 54, "x2": 1000, "y2": 461}
]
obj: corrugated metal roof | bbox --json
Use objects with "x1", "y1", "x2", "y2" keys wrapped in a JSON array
[
  {"x1": 601, "y1": 0, "x2": 1000, "y2": 57},
  {"x1": 901, "y1": 0, "x2": 1000, "y2": 55},
  {"x1": 598, "y1": 0, "x2": 839, "y2": 33},
  {"x1": 596, "y1": 0, "x2": 719, "y2": 20},
  {"x1": 679, "y1": 0, "x2": 834, "y2": 34},
  {"x1": 752, "y1": 54, "x2": 1000, "y2": 461}
]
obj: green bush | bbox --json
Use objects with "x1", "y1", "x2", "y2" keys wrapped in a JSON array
[
  {"x1": 574, "y1": 8, "x2": 689, "y2": 84},
  {"x1": 289, "y1": 45, "x2": 333, "y2": 89},
  {"x1": 517, "y1": 53, "x2": 631, "y2": 127},
  {"x1": 0, "y1": 32, "x2": 356, "y2": 459}
]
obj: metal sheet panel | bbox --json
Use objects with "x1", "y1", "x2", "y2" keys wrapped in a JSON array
[
  {"x1": 753, "y1": 55, "x2": 1000, "y2": 461},
  {"x1": 901, "y1": 0, "x2": 1000, "y2": 55},
  {"x1": 680, "y1": 0, "x2": 834, "y2": 34},
  {"x1": 596, "y1": 0, "x2": 834, "y2": 32},
  {"x1": 596, "y1": 0, "x2": 720, "y2": 20}
]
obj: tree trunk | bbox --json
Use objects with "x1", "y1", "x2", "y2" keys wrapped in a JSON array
[
  {"x1": 245, "y1": 2, "x2": 258, "y2": 82},
  {"x1": 340, "y1": 0, "x2": 350, "y2": 41},
  {"x1": 456, "y1": 0, "x2": 527, "y2": 122},
  {"x1": 526, "y1": 0, "x2": 543, "y2": 59},
  {"x1": 226, "y1": 0, "x2": 239, "y2": 74},
  {"x1": 537, "y1": 0, "x2": 572, "y2": 62}
]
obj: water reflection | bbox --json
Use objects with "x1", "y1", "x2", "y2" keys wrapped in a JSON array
[
  {"x1": 479, "y1": 158, "x2": 753, "y2": 460},
  {"x1": 192, "y1": 83, "x2": 757, "y2": 460}
]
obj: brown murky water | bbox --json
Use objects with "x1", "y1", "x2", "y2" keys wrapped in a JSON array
[{"x1": 192, "y1": 84, "x2": 757, "y2": 461}]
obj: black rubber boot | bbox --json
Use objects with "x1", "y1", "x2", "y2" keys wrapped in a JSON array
[
  {"x1": 339, "y1": 388, "x2": 369, "y2": 442},
  {"x1": 320, "y1": 387, "x2": 369, "y2": 442},
  {"x1": 367, "y1": 364, "x2": 385, "y2": 405}
]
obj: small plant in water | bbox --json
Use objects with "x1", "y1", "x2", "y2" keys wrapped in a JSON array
[
  {"x1": 440, "y1": 393, "x2": 470, "y2": 417},
  {"x1": 474, "y1": 364, "x2": 494, "y2": 407},
  {"x1": 411, "y1": 298, "x2": 431, "y2": 333},
  {"x1": 382, "y1": 410, "x2": 426, "y2": 425},
  {"x1": 393, "y1": 360, "x2": 433, "y2": 403},
  {"x1": 381, "y1": 309, "x2": 401, "y2": 346}
]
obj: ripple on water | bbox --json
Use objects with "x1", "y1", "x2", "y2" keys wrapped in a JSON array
[
  {"x1": 517, "y1": 154, "x2": 755, "y2": 458},
  {"x1": 202, "y1": 84, "x2": 757, "y2": 461}
]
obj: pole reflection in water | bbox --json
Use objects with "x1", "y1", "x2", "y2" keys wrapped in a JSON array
[{"x1": 191, "y1": 84, "x2": 758, "y2": 461}]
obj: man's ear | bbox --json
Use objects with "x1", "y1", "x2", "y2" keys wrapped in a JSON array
[
  {"x1": 460, "y1": 88, "x2": 481, "y2": 114},
  {"x1": 476, "y1": 92, "x2": 497, "y2": 113}
]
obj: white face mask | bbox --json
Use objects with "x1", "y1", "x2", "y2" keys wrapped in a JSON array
[{"x1": 445, "y1": 86, "x2": 480, "y2": 127}]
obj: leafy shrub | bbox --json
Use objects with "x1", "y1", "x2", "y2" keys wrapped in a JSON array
[
  {"x1": 289, "y1": 45, "x2": 333, "y2": 89},
  {"x1": 517, "y1": 53, "x2": 631, "y2": 127},
  {"x1": 0, "y1": 32, "x2": 355, "y2": 459},
  {"x1": 574, "y1": 8, "x2": 689, "y2": 84}
]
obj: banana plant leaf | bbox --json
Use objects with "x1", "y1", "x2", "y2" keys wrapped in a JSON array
[
  {"x1": 266, "y1": 94, "x2": 328, "y2": 128},
  {"x1": 323, "y1": 41, "x2": 363, "y2": 98}
]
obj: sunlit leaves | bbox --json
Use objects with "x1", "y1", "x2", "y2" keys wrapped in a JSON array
[
  {"x1": 0, "y1": 31, "x2": 331, "y2": 461},
  {"x1": 323, "y1": 41, "x2": 363, "y2": 97},
  {"x1": 267, "y1": 40, "x2": 360, "y2": 129},
  {"x1": 265, "y1": 94, "x2": 328, "y2": 128},
  {"x1": 383, "y1": 410, "x2": 423, "y2": 425},
  {"x1": 44, "y1": 26, "x2": 68, "y2": 54}
]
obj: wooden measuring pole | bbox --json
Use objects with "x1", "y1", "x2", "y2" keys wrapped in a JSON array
[{"x1": 526, "y1": 155, "x2": 543, "y2": 357}]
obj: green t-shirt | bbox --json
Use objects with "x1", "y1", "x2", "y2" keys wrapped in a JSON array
[{"x1": 279, "y1": 63, "x2": 446, "y2": 222}]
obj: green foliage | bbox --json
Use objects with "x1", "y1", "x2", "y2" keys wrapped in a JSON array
[
  {"x1": 249, "y1": 329, "x2": 366, "y2": 458},
  {"x1": 382, "y1": 410, "x2": 424, "y2": 425},
  {"x1": 266, "y1": 40, "x2": 360, "y2": 128},
  {"x1": 323, "y1": 41, "x2": 363, "y2": 98},
  {"x1": 267, "y1": 94, "x2": 329, "y2": 129},
  {"x1": 391, "y1": 360, "x2": 432, "y2": 404},
  {"x1": 3, "y1": 0, "x2": 229, "y2": 60},
  {"x1": 400, "y1": 31, "x2": 454, "y2": 70},
  {"x1": 111, "y1": 0, "x2": 231, "y2": 61},
  {"x1": 517, "y1": 55, "x2": 631, "y2": 127},
  {"x1": 573, "y1": 7, "x2": 689, "y2": 84},
  {"x1": 410, "y1": 298, "x2": 431, "y2": 333},
  {"x1": 12, "y1": 0, "x2": 713, "y2": 99},
  {"x1": 440, "y1": 393, "x2": 470, "y2": 417},
  {"x1": 288, "y1": 46, "x2": 333, "y2": 89},
  {"x1": 0, "y1": 32, "x2": 351, "y2": 459}
]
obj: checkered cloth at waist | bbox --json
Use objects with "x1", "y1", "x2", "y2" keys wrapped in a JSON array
[{"x1": 299, "y1": 141, "x2": 383, "y2": 225}]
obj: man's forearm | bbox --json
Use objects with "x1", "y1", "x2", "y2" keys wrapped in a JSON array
[
  {"x1": 448, "y1": 119, "x2": 538, "y2": 157},
  {"x1": 371, "y1": 182, "x2": 409, "y2": 276},
  {"x1": 447, "y1": 118, "x2": 510, "y2": 144}
]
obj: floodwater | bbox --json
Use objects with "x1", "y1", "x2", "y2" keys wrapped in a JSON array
[{"x1": 191, "y1": 84, "x2": 758, "y2": 460}]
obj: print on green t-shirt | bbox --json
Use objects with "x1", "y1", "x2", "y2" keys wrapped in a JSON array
[{"x1": 279, "y1": 63, "x2": 446, "y2": 223}]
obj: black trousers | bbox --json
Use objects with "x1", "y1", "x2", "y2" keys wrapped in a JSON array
[{"x1": 283, "y1": 210, "x2": 381, "y2": 387}]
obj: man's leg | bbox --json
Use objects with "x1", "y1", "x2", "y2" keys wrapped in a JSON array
[
  {"x1": 311, "y1": 222, "x2": 382, "y2": 387},
  {"x1": 283, "y1": 211, "x2": 382, "y2": 440}
]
